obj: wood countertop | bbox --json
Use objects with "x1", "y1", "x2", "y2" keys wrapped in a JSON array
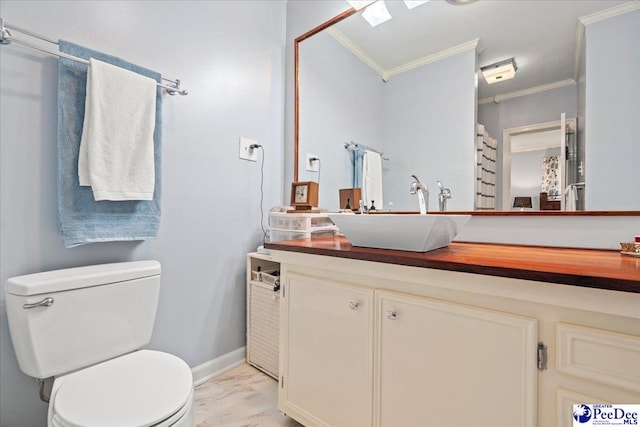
[{"x1": 265, "y1": 237, "x2": 640, "y2": 293}]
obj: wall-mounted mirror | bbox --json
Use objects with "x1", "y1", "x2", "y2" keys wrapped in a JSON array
[{"x1": 294, "y1": 0, "x2": 639, "y2": 213}]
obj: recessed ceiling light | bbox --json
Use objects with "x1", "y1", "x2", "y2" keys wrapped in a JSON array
[
  {"x1": 362, "y1": 1, "x2": 392, "y2": 27},
  {"x1": 403, "y1": 0, "x2": 430, "y2": 9},
  {"x1": 445, "y1": 0, "x2": 477, "y2": 4},
  {"x1": 346, "y1": 1, "x2": 376, "y2": 11}
]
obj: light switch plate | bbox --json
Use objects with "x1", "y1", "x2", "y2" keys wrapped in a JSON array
[
  {"x1": 239, "y1": 137, "x2": 258, "y2": 162},
  {"x1": 306, "y1": 154, "x2": 319, "y2": 172}
]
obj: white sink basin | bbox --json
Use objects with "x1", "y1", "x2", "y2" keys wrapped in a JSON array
[{"x1": 327, "y1": 214, "x2": 471, "y2": 252}]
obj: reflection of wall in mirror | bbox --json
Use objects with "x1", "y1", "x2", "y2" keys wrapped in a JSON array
[
  {"x1": 584, "y1": 9, "x2": 640, "y2": 210},
  {"x1": 479, "y1": 8, "x2": 640, "y2": 211},
  {"x1": 299, "y1": 30, "x2": 384, "y2": 211},
  {"x1": 300, "y1": 32, "x2": 477, "y2": 211},
  {"x1": 381, "y1": 49, "x2": 477, "y2": 212},
  {"x1": 478, "y1": 85, "x2": 578, "y2": 210}
]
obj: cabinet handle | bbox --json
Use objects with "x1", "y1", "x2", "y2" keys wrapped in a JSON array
[
  {"x1": 386, "y1": 310, "x2": 397, "y2": 320},
  {"x1": 349, "y1": 301, "x2": 359, "y2": 310}
]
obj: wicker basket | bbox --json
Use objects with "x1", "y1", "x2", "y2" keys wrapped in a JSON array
[{"x1": 620, "y1": 242, "x2": 640, "y2": 254}]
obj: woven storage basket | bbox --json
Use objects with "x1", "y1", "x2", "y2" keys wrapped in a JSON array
[{"x1": 247, "y1": 282, "x2": 279, "y2": 378}]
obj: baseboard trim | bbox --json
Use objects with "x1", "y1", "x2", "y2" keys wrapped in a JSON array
[{"x1": 191, "y1": 346, "x2": 246, "y2": 386}]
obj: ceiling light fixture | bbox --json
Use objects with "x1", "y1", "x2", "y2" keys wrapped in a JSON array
[
  {"x1": 361, "y1": 1, "x2": 392, "y2": 27},
  {"x1": 403, "y1": 0, "x2": 430, "y2": 9},
  {"x1": 346, "y1": 0, "x2": 376, "y2": 10},
  {"x1": 481, "y1": 58, "x2": 518, "y2": 84}
]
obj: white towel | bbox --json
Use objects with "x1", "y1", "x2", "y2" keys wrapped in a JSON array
[
  {"x1": 79, "y1": 58, "x2": 157, "y2": 201},
  {"x1": 362, "y1": 150, "x2": 383, "y2": 210},
  {"x1": 564, "y1": 184, "x2": 578, "y2": 211}
]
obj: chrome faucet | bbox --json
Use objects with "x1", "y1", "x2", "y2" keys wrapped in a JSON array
[
  {"x1": 437, "y1": 180, "x2": 452, "y2": 212},
  {"x1": 359, "y1": 199, "x2": 367, "y2": 214},
  {"x1": 409, "y1": 174, "x2": 428, "y2": 215}
]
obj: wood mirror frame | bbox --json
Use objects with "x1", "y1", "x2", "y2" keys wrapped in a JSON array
[{"x1": 292, "y1": 8, "x2": 638, "y2": 217}]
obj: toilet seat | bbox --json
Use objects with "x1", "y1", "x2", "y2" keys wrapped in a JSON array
[{"x1": 49, "y1": 350, "x2": 193, "y2": 427}]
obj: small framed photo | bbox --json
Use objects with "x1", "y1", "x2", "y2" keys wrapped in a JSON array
[{"x1": 290, "y1": 181, "x2": 319, "y2": 210}]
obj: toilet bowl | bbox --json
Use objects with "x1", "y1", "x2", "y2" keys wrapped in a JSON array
[
  {"x1": 5, "y1": 261, "x2": 195, "y2": 427},
  {"x1": 48, "y1": 350, "x2": 194, "y2": 427}
]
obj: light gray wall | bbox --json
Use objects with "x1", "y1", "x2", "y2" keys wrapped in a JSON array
[
  {"x1": 478, "y1": 84, "x2": 578, "y2": 208},
  {"x1": 298, "y1": 30, "x2": 384, "y2": 210},
  {"x1": 0, "y1": 1, "x2": 285, "y2": 426},
  {"x1": 584, "y1": 9, "x2": 640, "y2": 210},
  {"x1": 382, "y1": 50, "x2": 477, "y2": 211}
]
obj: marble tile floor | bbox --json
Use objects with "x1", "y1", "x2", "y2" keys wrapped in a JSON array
[{"x1": 194, "y1": 363, "x2": 303, "y2": 427}]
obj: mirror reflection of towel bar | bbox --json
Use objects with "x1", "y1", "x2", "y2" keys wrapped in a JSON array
[{"x1": 344, "y1": 141, "x2": 389, "y2": 160}]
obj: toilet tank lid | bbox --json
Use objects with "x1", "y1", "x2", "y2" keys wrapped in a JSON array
[{"x1": 5, "y1": 261, "x2": 161, "y2": 296}]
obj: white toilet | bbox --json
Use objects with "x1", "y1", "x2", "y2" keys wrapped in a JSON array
[{"x1": 5, "y1": 260, "x2": 194, "y2": 427}]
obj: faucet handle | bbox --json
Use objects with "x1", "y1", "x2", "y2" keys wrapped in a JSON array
[{"x1": 437, "y1": 180, "x2": 452, "y2": 199}]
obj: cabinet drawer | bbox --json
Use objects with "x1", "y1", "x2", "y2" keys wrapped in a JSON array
[{"x1": 557, "y1": 323, "x2": 640, "y2": 392}]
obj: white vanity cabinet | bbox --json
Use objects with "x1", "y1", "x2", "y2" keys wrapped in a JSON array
[
  {"x1": 273, "y1": 250, "x2": 640, "y2": 427},
  {"x1": 281, "y1": 274, "x2": 373, "y2": 427},
  {"x1": 375, "y1": 291, "x2": 537, "y2": 427}
]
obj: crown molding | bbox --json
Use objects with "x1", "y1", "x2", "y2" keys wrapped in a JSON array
[
  {"x1": 579, "y1": 1, "x2": 640, "y2": 26},
  {"x1": 327, "y1": 27, "x2": 482, "y2": 82},
  {"x1": 383, "y1": 38, "x2": 483, "y2": 81},
  {"x1": 478, "y1": 79, "x2": 576, "y2": 105},
  {"x1": 572, "y1": 2, "x2": 638, "y2": 86},
  {"x1": 326, "y1": 27, "x2": 386, "y2": 79},
  {"x1": 573, "y1": 21, "x2": 586, "y2": 82}
]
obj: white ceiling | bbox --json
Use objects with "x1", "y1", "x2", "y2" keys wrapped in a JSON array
[{"x1": 332, "y1": 0, "x2": 632, "y2": 100}]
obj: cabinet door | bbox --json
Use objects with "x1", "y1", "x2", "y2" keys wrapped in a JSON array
[
  {"x1": 282, "y1": 274, "x2": 373, "y2": 427},
  {"x1": 376, "y1": 291, "x2": 538, "y2": 427}
]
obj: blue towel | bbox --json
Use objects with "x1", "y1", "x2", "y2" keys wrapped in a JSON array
[
  {"x1": 57, "y1": 40, "x2": 162, "y2": 247},
  {"x1": 353, "y1": 149, "x2": 363, "y2": 189},
  {"x1": 352, "y1": 143, "x2": 381, "y2": 189}
]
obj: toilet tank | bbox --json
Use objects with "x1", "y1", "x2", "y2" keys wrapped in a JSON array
[{"x1": 5, "y1": 261, "x2": 161, "y2": 379}]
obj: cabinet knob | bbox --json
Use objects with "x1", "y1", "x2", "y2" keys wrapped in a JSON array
[
  {"x1": 349, "y1": 301, "x2": 360, "y2": 310},
  {"x1": 386, "y1": 310, "x2": 397, "y2": 320}
]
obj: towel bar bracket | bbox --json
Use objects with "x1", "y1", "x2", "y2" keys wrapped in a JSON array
[{"x1": 0, "y1": 18, "x2": 11, "y2": 45}]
